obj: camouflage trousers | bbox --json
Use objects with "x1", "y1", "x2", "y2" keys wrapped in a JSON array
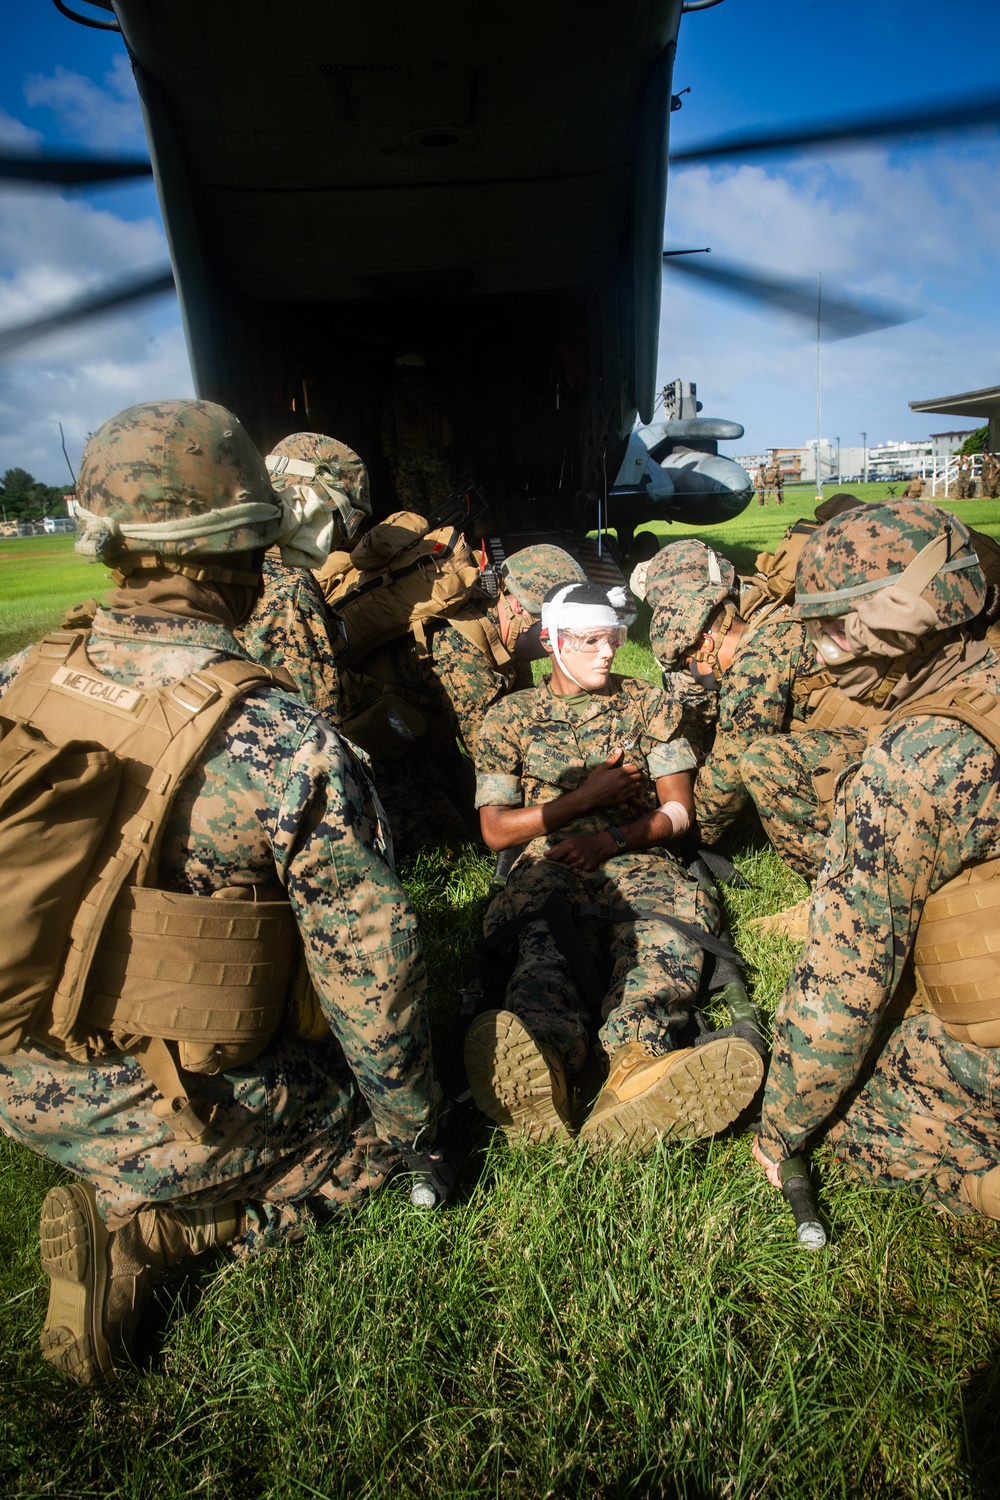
[
  {"x1": 391, "y1": 449, "x2": 453, "y2": 515},
  {"x1": 0, "y1": 1031, "x2": 400, "y2": 1253},
  {"x1": 740, "y1": 726, "x2": 869, "y2": 880},
  {"x1": 826, "y1": 1010, "x2": 1000, "y2": 1217},
  {"x1": 370, "y1": 743, "x2": 477, "y2": 856},
  {"x1": 483, "y1": 849, "x2": 720, "y2": 1074}
]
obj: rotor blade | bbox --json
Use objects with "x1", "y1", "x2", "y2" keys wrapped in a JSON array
[
  {"x1": 663, "y1": 254, "x2": 912, "y2": 340},
  {"x1": 669, "y1": 91, "x2": 1000, "y2": 166},
  {"x1": 0, "y1": 268, "x2": 176, "y2": 355},
  {"x1": 0, "y1": 151, "x2": 152, "y2": 187}
]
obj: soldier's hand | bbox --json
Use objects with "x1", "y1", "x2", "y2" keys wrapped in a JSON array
[
  {"x1": 578, "y1": 749, "x2": 641, "y2": 809},
  {"x1": 752, "y1": 1136, "x2": 783, "y2": 1189},
  {"x1": 545, "y1": 834, "x2": 610, "y2": 872}
]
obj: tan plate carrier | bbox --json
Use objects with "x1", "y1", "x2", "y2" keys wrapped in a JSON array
[
  {"x1": 887, "y1": 682, "x2": 1000, "y2": 1048},
  {"x1": 2, "y1": 631, "x2": 300, "y2": 1139}
]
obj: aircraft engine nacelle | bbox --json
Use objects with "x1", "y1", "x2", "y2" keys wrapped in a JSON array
[{"x1": 611, "y1": 415, "x2": 753, "y2": 526}]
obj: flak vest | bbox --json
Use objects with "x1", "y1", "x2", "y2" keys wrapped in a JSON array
[{"x1": 1, "y1": 630, "x2": 303, "y2": 1139}]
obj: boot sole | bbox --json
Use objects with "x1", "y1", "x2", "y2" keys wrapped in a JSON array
[
  {"x1": 580, "y1": 1037, "x2": 764, "y2": 1151},
  {"x1": 39, "y1": 1183, "x2": 114, "y2": 1386},
  {"x1": 464, "y1": 1009, "x2": 573, "y2": 1143}
]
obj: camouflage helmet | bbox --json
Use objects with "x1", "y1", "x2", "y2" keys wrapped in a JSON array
[
  {"x1": 794, "y1": 500, "x2": 986, "y2": 631},
  {"x1": 266, "y1": 431, "x2": 371, "y2": 547},
  {"x1": 499, "y1": 543, "x2": 587, "y2": 618},
  {"x1": 75, "y1": 399, "x2": 279, "y2": 565},
  {"x1": 635, "y1": 539, "x2": 738, "y2": 672}
]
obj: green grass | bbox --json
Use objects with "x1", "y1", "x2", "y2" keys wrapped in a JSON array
[
  {"x1": 0, "y1": 535, "x2": 111, "y2": 659},
  {"x1": 1, "y1": 507, "x2": 1000, "y2": 1499}
]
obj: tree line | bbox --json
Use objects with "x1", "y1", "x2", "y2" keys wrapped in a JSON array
[{"x1": 0, "y1": 468, "x2": 73, "y2": 523}]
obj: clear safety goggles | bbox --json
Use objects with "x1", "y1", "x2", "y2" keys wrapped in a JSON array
[
  {"x1": 805, "y1": 616, "x2": 857, "y2": 667},
  {"x1": 557, "y1": 626, "x2": 627, "y2": 655}
]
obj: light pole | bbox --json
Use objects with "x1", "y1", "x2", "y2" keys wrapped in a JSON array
[
  {"x1": 861, "y1": 431, "x2": 867, "y2": 484},
  {"x1": 836, "y1": 436, "x2": 841, "y2": 485}
]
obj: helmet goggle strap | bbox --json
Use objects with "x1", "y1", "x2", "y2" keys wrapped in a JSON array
[{"x1": 265, "y1": 454, "x2": 370, "y2": 541}]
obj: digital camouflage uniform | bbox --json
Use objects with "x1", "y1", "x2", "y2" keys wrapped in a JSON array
[
  {"x1": 367, "y1": 612, "x2": 529, "y2": 853},
  {"x1": 640, "y1": 537, "x2": 870, "y2": 877},
  {"x1": 0, "y1": 609, "x2": 437, "y2": 1249},
  {"x1": 363, "y1": 545, "x2": 583, "y2": 855},
  {"x1": 758, "y1": 502, "x2": 1000, "y2": 1215},
  {"x1": 476, "y1": 675, "x2": 717, "y2": 1074},
  {"x1": 696, "y1": 617, "x2": 868, "y2": 877},
  {"x1": 238, "y1": 552, "x2": 340, "y2": 717},
  {"x1": 2, "y1": 401, "x2": 438, "y2": 1263}
]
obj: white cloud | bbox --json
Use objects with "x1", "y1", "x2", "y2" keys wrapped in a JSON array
[
  {"x1": 23, "y1": 55, "x2": 145, "y2": 152},
  {"x1": 0, "y1": 180, "x2": 191, "y2": 483},
  {"x1": 0, "y1": 322, "x2": 194, "y2": 484},
  {"x1": 657, "y1": 145, "x2": 1000, "y2": 452},
  {"x1": 0, "y1": 109, "x2": 42, "y2": 150}
]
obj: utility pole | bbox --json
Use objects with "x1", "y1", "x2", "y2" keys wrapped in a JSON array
[
  {"x1": 836, "y1": 436, "x2": 841, "y2": 485},
  {"x1": 815, "y1": 272, "x2": 823, "y2": 502},
  {"x1": 861, "y1": 430, "x2": 867, "y2": 484}
]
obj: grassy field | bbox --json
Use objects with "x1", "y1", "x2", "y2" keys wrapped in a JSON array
[
  {"x1": 1, "y1": 497, "x2": 1000, "y2": 1499},
  {"x1": 0, "y1": 535, "x2": 111, "y2": 659}
]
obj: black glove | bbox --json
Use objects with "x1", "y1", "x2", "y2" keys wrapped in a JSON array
[{"x1": 404, "y1": 1147, "x2": 456, "y2": 1208}]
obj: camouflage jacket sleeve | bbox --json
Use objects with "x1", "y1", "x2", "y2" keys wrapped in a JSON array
[
  {"x1": 267, "y1": 711, "x2": 439, "y2": 1149},
  {"x1": 758, "y1": 704, "x2": 1000, "y2": 1162},
  {"x1": 429, "y1": 617, "x2": 510, "y2": 761},
  {"x1": 695, "y1": 619, "x2": 808, "y2": 832},
  {"x1": 238, "y1": 558, "x2": 340, "y2": 717}
]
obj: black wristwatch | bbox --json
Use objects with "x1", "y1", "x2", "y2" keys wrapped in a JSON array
[{"x1": 608, "y1": 825, "x2": 627, "y2": 850}]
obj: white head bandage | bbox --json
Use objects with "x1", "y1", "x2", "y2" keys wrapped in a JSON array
[{"x1": 542, "y1": 583, "x2": 626, "y2": 688}]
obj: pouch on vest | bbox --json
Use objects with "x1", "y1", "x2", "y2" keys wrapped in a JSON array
[
  {"x1": 314, "y1": 510, "x2": 481, "y2": 670},
  {"x1": 0, "y1": 632, "x2": 299, "y2": 1138},
  {"x1": 0, "y1": 716, "x2": 120, "y2": 1052},
  {"x1": 886, "y1": 682, "x2": 1000, "y2": 1047}
]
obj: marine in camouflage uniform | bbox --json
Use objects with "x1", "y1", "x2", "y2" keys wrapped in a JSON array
[
  {"x1": 238, "y1": 432, "x2": 374, "y2": 718},
  {"x1": 754, "y1": 501, "x2": 1000, "y2": 1219},
  {"x1": 365, "y1": 544, "x2": 587, "y2": 855},
  {"x1": 980, "y1": 452, "x2": 1000, "y2": 500},
  {"x1": 0, "y1": 401, "x2": 445, "y2": 1385},
  {"x1": 466, "y1": 581, "x2": 764, "y2": 1149},
  {"x1": 954, "y1": 455, "x2": 973, "y2": 500},
  {"x1": 638, "y1": 534, "x2": 871, "y2": 879}
]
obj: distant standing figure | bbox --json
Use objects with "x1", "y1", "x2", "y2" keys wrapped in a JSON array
[
  {"x1": 905, "y1": 474, "x2": 924, "y2": 499},
  {"x1": 954, "y1": 455, "x2": 973, "y2": 500},
  {"x1": 980, "y1": 452, "x2": 1000, "y2": 500},
  {"x1": 756, "y1": 464, "x2": 769, "y2": 506}
]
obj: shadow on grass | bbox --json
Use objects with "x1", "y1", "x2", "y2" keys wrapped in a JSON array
[{"x1": 961, "y1": 1346, "x2": 1000, "y2": 1499}]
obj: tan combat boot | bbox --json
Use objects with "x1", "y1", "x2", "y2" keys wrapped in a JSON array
[
  {"x1": 579, "y1": 1036, "x2": 764, "y2": 1151},
  {"x1": 39, "y1": 1182, "x2": 242, "y2": 1385},
  {"x1": 960, "y1": 1165, "x2": 1000, "y2": 1219},
  {"x1": 748, "y1": 896, "x2": 812, "y2": 942},
  {"x1": 464, "y1": 1008, "x2": 574, "y2": 1143}
]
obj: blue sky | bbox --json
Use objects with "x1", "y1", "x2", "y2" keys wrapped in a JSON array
[{"x1": 1, "y1": 0, "x2": 999, "y2": 480}]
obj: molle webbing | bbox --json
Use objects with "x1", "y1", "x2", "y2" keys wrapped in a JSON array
[
  {"x1": 889, "y1": 683, "x2": 1000, "y2": 1046},
  {"x1": 84, "y1": 887, "x2": 297, "y2": 1070},
  {"x1": 0, "y1": 632, "x2": 292, "y2": 1132},
  {"x1": 792, "y1": 682, "x2": 890, "y2": 734}
]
